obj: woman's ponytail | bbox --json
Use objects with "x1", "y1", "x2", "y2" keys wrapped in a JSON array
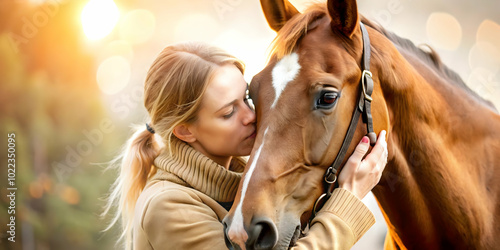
[{"x1": 102, "y1": 125, "x2": 163, "y2": 250}]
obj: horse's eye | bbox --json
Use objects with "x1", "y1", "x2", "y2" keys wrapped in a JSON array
[{"x1": 316, "y1": 91, "x2": 339, "y2": 109}]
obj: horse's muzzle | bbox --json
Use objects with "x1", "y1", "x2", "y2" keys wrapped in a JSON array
[{"x1": 223, "y1": 216, "x2": 278, "y2": 250}]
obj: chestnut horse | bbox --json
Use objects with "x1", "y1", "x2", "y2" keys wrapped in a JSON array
[{"x1": 223, "y1": 0, "x2": 500, "y2": 249}]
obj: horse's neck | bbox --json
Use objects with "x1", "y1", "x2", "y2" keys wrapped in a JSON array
[{"x1": 372, "y1": 46, "x2": 500, "y2": 248}]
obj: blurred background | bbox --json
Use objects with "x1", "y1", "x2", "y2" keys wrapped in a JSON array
[{"x1": 0, "y1": 0, "x2": 498, "y2": 249}]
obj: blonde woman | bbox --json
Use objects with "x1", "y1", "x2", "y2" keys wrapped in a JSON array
[{"x1": 103, "y1": 42, "x2": 387, "y2": 250}]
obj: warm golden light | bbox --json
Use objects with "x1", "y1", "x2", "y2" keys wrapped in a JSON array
[
  {"x1": 81, "y1": 0, "x2": 120, "y2": 40},
  {"x1": 119, "y1": 9, "x2": 156, "y2": 44},
  {"x1": 474, "y1": 19, "x2": 500, "y2": 73},
  {"x1": 29, "y1": 181, "x2": 44, "y2": 199},
  {"x1": 96, "y1": 56, "x2": 130, "y2": 94},
  {"x1": 173, "y1": 13, "x2": 219, "y2": 42},
  {"x1": 59, "y1": 186, "x2": 81, "y2": 205},
  {"x1": 213, "y1": 29, "x2": 274, "y2": 83},
  {"x1": 476, "y1": 19, "x2": 500, "y2": 50},
  {"x1": 426, "y1": 12, "x2": 462, "y2": 51}
]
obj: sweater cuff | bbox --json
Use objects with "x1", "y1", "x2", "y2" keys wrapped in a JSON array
[{"x1": 317, "y1": 188, "x2": 376, "y2": 241}]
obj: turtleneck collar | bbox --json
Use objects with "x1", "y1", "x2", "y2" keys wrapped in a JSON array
[{"x1": 153, "y1": 138, "x2": 245, "y2": 202}]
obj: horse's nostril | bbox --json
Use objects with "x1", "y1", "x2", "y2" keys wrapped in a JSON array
[
  {"x1": 249, "y1": 219, "x2": 278, "y2": 250},
  {"x1": 223, "y1": 221, "x2": 236, "y2": 250}
]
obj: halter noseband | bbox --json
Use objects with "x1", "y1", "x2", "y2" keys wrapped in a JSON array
[{"x1": 312, "y1": 22, "x2": 376, "y2": 217}]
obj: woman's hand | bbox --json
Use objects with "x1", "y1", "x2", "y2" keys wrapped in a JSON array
[{"x1": 338, "y1": 130, "x2": 388, "y2": 200}]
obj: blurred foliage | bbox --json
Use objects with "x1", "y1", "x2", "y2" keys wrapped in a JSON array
[{"x1": 0, "y1": 1, "x2": 125, "y2": 249}]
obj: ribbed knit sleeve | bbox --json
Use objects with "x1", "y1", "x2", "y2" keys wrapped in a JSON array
[
  {"x1": 293, "y1": 188, "x2": 375, "y2": 249},
  {"x1": 318, "y1": 188, "x2": 375, "y2": 241}
]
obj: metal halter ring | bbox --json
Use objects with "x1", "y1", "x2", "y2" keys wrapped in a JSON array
[
  {"x1": 361, "y1": 70, "x2": 373, "y2": 102},
  {"x1": 324, "y1": 173, "x2": 337, "y2": 184},
  {"x1": 312, "y1": 193, "x2": 327, "y2": 218}
]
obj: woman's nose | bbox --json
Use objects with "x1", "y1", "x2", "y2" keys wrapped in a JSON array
[{"x1": 242, "y1": 103, "x2": 256, "y2": 125}]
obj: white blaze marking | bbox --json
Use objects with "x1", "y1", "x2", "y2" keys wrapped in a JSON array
[
  {"x1": 270, "y1": 52, "x2": 301, "y2": 108},
  {"x1": 229, "y1": 53, "x2": 300, "y2": 239},
  {"x1": 229, "y1": 127, "x2": 269, "y2": 239}
]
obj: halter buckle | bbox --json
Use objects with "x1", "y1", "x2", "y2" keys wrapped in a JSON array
[
  {"x1": 361, "y1": 70, "x2": 373, "y2": 102},
  {"x1": 324, "y1": 167, "x2": 337, "y2": 184}
]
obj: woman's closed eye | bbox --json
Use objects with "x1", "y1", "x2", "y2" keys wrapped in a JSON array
[
  {"x1": 223, "y1": 107, "x2": 235, "y2": 119},
  {"x1": 222, "y1": 95, "x2": 252, "y2": 119}
]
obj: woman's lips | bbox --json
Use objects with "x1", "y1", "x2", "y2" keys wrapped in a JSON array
[{"x1": 247, "y1": 130, "x2": 256, "y2": 139}]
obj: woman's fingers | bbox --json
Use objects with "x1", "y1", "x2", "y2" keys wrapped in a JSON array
[
  {"x1": 338, "y1": 130, "x2": 388, "y2": 199},
  {"x1": 362, "y1": 130, "x2": 387, "y2": 169},
  {"x1": 345, "y1": 136, "x2": 370, "y2": 171}
]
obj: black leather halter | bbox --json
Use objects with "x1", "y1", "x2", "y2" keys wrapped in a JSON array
[{"x1": 312, "y1": 22, "x2": 376, "y2": 217}]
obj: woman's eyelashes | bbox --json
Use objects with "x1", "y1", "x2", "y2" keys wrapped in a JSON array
[
  {"x1": 222, "y1": 96, "x2": 250, "y2": 119},
  {"x1": 223, "y1": 107, "x2": 235, "y2": 119}
]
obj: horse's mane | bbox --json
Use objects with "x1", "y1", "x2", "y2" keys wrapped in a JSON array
[
  {"x1": 360, "y1": 18, "x2": 495, "y2": 109},
  {"x1": 268, "y1": 3, "x2": 495, "y2": 109}
]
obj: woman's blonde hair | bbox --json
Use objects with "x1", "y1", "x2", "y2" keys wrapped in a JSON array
[{"x1": 102, "y1": 41, "x2": 245, "y2": 249}]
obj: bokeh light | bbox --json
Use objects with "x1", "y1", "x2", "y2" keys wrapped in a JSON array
[
  {"x1": 467, "y1": 67, "x2": 497, "y2": 99},
  {"x1": 96, "y1": 56, "x2": 130, "y2": 94},
  {"x1": 81, "y1": 0, "x2": 120, "y2": 40},
  {"x1": 472, "y1": 19, "x2": 500, "y2": 74},
  {"x1": 426, "y1": 12, "x2": 462, "y2": 50},
  {"x1": 28, "y1": 0, "x2": 48, "y2": 4},
  {"x1": 59, "y1": 186, "x2": 80, "y2": 205},
  {"x1": 477, "y1": 19, "x2": 500, "y2": 49},
  {"x1": 29, "y1": 181, "x2": 44, "y2": 199},
  {"x1": 103, "y1": 40, "x2": 134, "y2": 61},
  {"x1": 213, "y1": 29, "x2": 273, "y2": 83},
  {"x1": 174, "y1": 13, "x2": 219, "y2": 41},
  {"x1": 469, "y1": 41, "x2": 500, "y2": 74},
  {"x1": 119, "y1": 9, "x2": 156, "y2": 45}
]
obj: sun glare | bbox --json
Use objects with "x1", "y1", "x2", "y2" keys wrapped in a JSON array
[{"x1": 81, "y1": 0, "x2": 119, "y2": 40}]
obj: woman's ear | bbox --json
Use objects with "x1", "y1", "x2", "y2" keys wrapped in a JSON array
[{"x1": 173, "y1": 124, "x2": 196, "y2": 143}]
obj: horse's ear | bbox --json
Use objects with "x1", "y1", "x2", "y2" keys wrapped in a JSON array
[
  {"x1": 260, "y1": 0, "x2": 300, "y2": 32},
  {"x1": 327, "y1": 0, "x2": 359, "y2": 37}
]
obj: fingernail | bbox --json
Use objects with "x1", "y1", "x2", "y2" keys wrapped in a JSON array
[{"x1": 361, "y1": 136, "x2": 369, "y2": 143}]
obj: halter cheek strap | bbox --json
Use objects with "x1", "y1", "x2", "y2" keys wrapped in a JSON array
[{"x1": 312, "y1": 22, "x2": 376, "y2": 218}]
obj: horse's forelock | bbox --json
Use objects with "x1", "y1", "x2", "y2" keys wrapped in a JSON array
[{"x1": 268, "y1": 3, "x2": 327, "y2": 61}]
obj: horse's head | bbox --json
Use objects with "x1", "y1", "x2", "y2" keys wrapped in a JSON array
[{"x1": 223, "y1": 0, "x2": 389, "y2": 249}]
